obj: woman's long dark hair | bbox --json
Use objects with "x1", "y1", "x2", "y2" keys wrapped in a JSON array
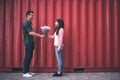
[{"x1": 54, "y1": 19, "x2": 64, "y2": 35}]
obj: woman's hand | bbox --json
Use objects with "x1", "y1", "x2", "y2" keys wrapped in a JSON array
[
  {"x1": 58, "y1": 47, "x2": 61, "y2": 52},
  {"x1": 48, "y1": 35, "x2": 54, "y2": 39}
]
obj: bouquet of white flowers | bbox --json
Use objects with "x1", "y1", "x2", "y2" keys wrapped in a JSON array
[{"x1": 40, "y1": 26, "x2": 51, "y2": 35}]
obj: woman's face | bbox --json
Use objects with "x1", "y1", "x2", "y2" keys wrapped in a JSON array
[{"x1": 55, "y1": 21, "x2": 59, "y2": 28}]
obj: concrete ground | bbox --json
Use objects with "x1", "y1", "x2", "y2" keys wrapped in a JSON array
[{"x1": 0, "y1": 72, "x2": 120, "y2": 80}]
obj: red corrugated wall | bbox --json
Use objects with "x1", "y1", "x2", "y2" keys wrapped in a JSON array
[{"x1": 0, "y1": 0, "x2": 120, "y2": 72}]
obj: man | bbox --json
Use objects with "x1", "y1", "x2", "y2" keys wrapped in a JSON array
[{"x1": 22, "y1": 10, "x2": 44, "y2": 77}]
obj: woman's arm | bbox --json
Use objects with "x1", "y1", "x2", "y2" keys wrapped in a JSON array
[
  {"x1": 58, "y1": 28, "x2": 64, "y2": 51},
  {"x1": 48, "y1": 34, "x2": 54, "y2": 39}
]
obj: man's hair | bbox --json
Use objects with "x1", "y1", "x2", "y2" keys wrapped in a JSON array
[{"x1": 26, "y1": 10, "x2": 34, "y2": 17}]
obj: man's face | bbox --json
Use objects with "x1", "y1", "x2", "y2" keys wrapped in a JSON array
[{"x1": 27, "y1": 13, "x2": 34, "y2": 21}]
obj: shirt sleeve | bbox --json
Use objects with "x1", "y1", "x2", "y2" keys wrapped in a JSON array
[{"x1": 58, "y1": 28, "x2": 64, "y2": 48}]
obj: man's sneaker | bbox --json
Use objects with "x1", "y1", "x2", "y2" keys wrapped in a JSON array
[
  {"x1": 29, "y1": 72, "x2": 35, "y2": 75},
  {"x1": 23, "y1": 73, "x2": 33, "y2": 78},
  {"x1": 52, "y1": 72, "x2": 62, "y2": 77}
]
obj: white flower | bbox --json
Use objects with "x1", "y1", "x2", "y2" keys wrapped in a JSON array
[{"x1": 40, "y1": 26, "x2": 51, "y2": 35}]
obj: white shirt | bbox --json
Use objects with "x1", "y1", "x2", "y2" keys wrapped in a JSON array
[{"x1": 54, "y1": 28, "x2": 64, "y2": 48}]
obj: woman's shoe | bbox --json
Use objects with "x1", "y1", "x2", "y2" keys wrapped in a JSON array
[{"x1": 52, "y1": 72, "x2": 62, "y2": 77}]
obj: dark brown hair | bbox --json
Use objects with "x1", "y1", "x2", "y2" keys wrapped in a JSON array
[{"x1": 55, "y1": 19, "x2": 64, "y2": 35}]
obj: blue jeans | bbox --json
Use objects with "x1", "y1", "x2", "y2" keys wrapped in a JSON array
[{"x1": 55, "y1": 46, "x2": 63, "y2": 73}]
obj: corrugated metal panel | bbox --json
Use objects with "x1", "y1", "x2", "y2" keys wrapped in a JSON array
[{"x1": 0, "y1": 0, "x2": 120, "y2": 72}]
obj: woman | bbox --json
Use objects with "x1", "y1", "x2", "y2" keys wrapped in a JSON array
[{"x1": 49, "y1": 19, "x2": 64, "y2": 77}]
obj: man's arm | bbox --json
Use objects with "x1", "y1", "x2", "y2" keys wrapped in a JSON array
[
  {"x1": 29, "y1": 31, "x2": 44, "y2": 38},
  {"x1": 23, "y1": 22, "x2": 44, "y2": 38}
]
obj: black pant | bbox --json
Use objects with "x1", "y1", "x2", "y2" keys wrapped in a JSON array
[{"x1": 23, "y1": 43, "x2": 34, "y2": 74}]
